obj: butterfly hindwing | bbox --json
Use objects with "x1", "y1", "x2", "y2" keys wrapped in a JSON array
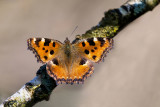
[
  {"x1": 27, "y1": 38, "x2": 63, "y2": 63},
  {"x1": 73, "y1": 37, "x2": 113, "y2": 63},
  {"x1": 46, "y1": 57, "x2": 69, "y2": 84},
  {"x1": 46, "y1": 57, "x2": 94, "y2": 84},
  {"x1": 69, "y1": 57, "x2": 94, "y2": 84}
]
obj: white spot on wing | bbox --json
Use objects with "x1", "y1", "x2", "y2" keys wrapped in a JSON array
[
  {"x1": 94, "y1": 37, "x2": 98, "y2": 41},
  {"x1": 41, "y1": 38, "x2": 45, "y2": 42},
  {"x1": 33, "y1": 38, "x2": 36, "y2": 42},
  {"x1": 103, "y1": 38, "x2": 106, "y2": 41},
  {"x1": 84, "y1": 60, "x2": 89, "y2": 65},
  {"x1": 50, "y1": 61, "x2": 56, "y2": 66}
]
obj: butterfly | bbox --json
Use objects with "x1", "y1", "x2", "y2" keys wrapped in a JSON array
[{"x1": 27, "y1": 37, "x2": 113, "y2": 84}]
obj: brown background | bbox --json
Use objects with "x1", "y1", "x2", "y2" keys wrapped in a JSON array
[{"x1": 0, "y1": 0, "x2": 160, "y2": 107}]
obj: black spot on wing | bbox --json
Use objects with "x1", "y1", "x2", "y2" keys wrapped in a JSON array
[
  {"x1": 94, "y1": 47, "x2": 97, "y2": 50},
  {"x1": 35, "y1": 38, "x2": 41, "y2": 47},
  {"x1": 82, "y1": 42, "x2": 85, "y2": 47},
  {"x1": 53, "y1": 58, "x2": 59, "y2": 65},
  {"x1": 91, "y1": 49, "x2": 94, "y2": 52},
  {"x1": 42, "y1": 47, "x2": 45, "y2": 50},
  {"x1": 97, "y1": 37, "x2": 105, "y2": 47},
  {"x1": 44, "y1": 56, "x2": 48, "y2": 60},
  {"x1": 50, "y1": 50, "x2": 54, "y2": 55},
  {"x1": 84, "y1": 49, "x2": 89, "y2": 54},
  {"x1": 87, "y1": 38, "x2": 95, "y2": 46},
  {"x1": 92, "y1": 55, "x2": 97, "y2": 60},
  {"x1": 44, "y1": 38, "x2": 51, "y2": 46},
  {"x1": 53, "y1": 42, "x2": 56, "y2": 47},
  {"x1": 79, "y1": 58, "x2": 87, "y2": 65},
  {"x1": 45, "y1": 50, "x2": 48, "y2": 53}
]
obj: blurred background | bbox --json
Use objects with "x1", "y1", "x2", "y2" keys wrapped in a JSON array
[{"x1": 0, "y1": 0, "x2": 160, "y2": 107}]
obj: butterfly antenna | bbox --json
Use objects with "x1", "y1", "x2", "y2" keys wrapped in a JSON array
[{"x1": 69, "y1": 26, "x2": 78, "y2": 39}]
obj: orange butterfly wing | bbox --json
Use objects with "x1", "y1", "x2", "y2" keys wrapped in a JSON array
[
  {"x1": 28, "y1": 38, "x2": 70, "y2": 84},
  {"x1": 46, "y1": 57, "x2": 93, "y2": 84},
  {"x1": 46, "y1": 57, "x2": 69, "y2": 84},
  {"x1": 74, "y1": 37, "x2": 113, "y2": 63},
  {"x1": 46, "y1": 54, "x2": 94, "y2": 84},
  {"x1": 69, "y1": 57, "x2": 94, "y2": 84},
  {"x1": 27, "y1": 38, "x2": 63, "y2": 63},
  {"x1": 66, "y1": 37, "x2": 113, "y2": 84}
]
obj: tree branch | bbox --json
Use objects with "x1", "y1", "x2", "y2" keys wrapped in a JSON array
[
  {"x1": 0, "y1": 0, "x2": 159, "y2": 106},
  {"x1": 0, "y1": 65, "x2": 57, "y2": 107},
  {"x1": 74, "y1": 0, "x2": 160, "y2": 40}
]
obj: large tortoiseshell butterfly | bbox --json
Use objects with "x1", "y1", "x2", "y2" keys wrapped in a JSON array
[{"x1": 27, "y1": 37, "x2": 113, "y2": 84}]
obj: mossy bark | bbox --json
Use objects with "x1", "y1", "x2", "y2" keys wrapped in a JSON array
[{"x1": 74, "y1": 0, "x2": 160, "y2": 41}]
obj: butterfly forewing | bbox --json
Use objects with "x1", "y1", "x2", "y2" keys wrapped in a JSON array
[
  {"x1": 27, "y1": 38, "x2": 63, "y2": 63},
  {"x1": 73, "y1": 37, "x2": 113, "y2": 63}
]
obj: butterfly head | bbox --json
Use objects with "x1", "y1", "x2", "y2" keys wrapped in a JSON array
[
  {"x1": 64, "y1": 37, "x2": 70, "y2": 44},
  {"x1": 64, "y1": 37, "x2": 71, "y2": 48}
]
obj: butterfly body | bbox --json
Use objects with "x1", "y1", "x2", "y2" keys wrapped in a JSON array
[{"x1": 27, "y1": 37, "x2": 113, "y2": 84}]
